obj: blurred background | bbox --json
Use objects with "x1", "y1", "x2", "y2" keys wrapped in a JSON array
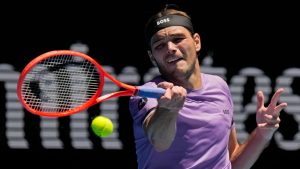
[{"x1": 1, "y1": 0, "x2": 299, "y2": 168}]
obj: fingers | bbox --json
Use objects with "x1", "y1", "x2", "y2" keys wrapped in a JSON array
[
  {"x1": 264, "y1": 114, "x2": 281, "y2": 125},
  {"x1": 272, "y1": 102, "x2": 288, "y2": 117},
  {"x1": 256, "y1": 90, "x2": 264, "y2": 110},
  {"x1": 269, "y1": 88, "x2": 285, "y2": 108},
  {"x1": 157, "y1": 82, "x2": 186, "y2": 99},
  {"x1": 157, "y1": 82, "x2": 174, "y2": 89},
  {"x1": 157, "y1": 82, "x2": 174, "y2": 99},
  {"x1": 268, "y1": 88, "x2": 287, "y2": 117},
  {"x1": 157, "y1": 82, "x2": 186, "y2": 110},
  {"x1": 164, "y1": 86, "x2": 186, "y2": 99},
  {"x1": 172, "y1": 86, "x2": 187, "y2": 99},
  {"x1": 158, "y1": 86, "x2": 186, "y2": 112},
  {"x1": 257, "y1": 88, "x2": 287, "y2": 111},
  {"x1": 275, "y1": 102, "x2": 288, "y2": 111}
]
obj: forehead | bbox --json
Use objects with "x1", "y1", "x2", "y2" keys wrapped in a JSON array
[{"x1": 151, "y1": 26, "x2": 190, "y2": 42}]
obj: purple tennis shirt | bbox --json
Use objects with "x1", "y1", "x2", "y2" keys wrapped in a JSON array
[{"x1": 129, "y1": 73, "x2": 234, "y2": 169}]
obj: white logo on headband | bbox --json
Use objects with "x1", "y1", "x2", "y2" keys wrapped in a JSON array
[{"x1": 157, "y1": 18, "x2": 170, "y2": 26}]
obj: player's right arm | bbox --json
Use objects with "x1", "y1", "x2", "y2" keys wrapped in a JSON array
[{"x1": 143, "y1": 82, "x2": 186, "y2": 152}]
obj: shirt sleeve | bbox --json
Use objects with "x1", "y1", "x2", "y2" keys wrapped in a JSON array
[{"x1": 129, "y1": 95, "x2": 158, "y2": 128}]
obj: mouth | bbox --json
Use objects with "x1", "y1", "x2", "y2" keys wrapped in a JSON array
[{"x1": 167, "y1": 56, "x2": 184, "y2": 63}]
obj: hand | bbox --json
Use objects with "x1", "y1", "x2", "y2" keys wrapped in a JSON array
[
  {"x1": 256, "y1": 88, "x2": 288, "y2": 140},
  {"x1": 157, "y1": 82, "x2": 187, "y2": 112}
]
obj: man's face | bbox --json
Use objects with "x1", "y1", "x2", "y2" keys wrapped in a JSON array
[{"x1": 150, "y1": 26, "x2": 201, "y2": 79}]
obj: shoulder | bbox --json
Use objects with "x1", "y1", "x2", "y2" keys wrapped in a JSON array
[
  {"x1": 202, "y1": 73, "x2": 228, "y2": 87},
  {"x1": 202, "y1": 73, "x2": 232, "y2": 98}
]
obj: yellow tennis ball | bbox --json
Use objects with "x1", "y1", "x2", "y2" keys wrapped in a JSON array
[{"x1": 91, "y1": 116, "x2": 114, "y2": 137}]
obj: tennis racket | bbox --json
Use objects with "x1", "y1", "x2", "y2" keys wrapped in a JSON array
[{"x1": 17, "y1": 50, "x2": 165, "y2": 117}]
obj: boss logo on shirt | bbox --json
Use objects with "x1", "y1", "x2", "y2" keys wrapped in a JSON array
[{"x1": 223, "y1": 109, "x2": 230, "y2": 114}]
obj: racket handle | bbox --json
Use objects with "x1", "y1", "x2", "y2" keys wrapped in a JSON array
[{"x1": 136, "y1": 86, "x2": 165, "y2": 98}]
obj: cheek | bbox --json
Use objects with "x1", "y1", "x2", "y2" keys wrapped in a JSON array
[
  {"x1": 152, "y1": 53, "x2": 164, "y2": 63},
  {"x1": 184, "y1": 45, "x2": 197, "y2": 58},
  {"x1": 156, "y1": 56, "x2": 164, "y2": 63}
]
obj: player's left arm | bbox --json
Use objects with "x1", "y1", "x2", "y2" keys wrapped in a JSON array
[{"x1": 229, "y1": 88, "x2": 288, "y2": 169}]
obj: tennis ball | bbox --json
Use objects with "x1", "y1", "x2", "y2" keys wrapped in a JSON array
[{"x1": 91, "y1": 116, "x2": 114, "y2": 137}]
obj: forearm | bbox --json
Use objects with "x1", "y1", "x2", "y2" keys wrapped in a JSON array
[
  {"x1": 231, "y1": 127, "x2": 272, "y2": 169},
  {"x1": 143, "y1": 107, "x2": 178, "y2": 152}
]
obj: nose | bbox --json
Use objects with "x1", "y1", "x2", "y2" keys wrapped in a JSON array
[{"x1": 167, "y1": 41, "x2": 177, "y2": 55}]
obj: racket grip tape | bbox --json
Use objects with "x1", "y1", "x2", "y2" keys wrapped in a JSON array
[{"x1": 136, "y1": 86, "x2": 165, "y2": 98}]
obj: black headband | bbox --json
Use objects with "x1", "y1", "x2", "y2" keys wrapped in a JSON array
[{"x1": 145, "y1": 14, "x2": 194, "y2": 44}]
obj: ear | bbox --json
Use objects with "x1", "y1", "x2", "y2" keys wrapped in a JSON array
[
  {"x1": 193, "y1": 33, "x2": 201, "y2": 52},
  {"x1": 147, "y1": 50, "x2": 158, "y2": 67}
]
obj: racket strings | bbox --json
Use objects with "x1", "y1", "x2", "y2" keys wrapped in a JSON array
[{"x1": 22, "y1": 54, "x2": 101, "y2": 113}]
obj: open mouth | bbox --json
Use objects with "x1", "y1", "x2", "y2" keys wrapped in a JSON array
[{"x1": 167, "y1": 57, "x2": 184, "y2": 63}]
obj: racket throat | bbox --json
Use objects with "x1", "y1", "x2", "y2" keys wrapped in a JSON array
[{"x1": 96, "y1": 90, "x2": 134, "y2": 104}]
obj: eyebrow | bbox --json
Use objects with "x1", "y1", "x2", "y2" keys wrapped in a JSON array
[{"x1": 152, "y1": 33, "x2": 185, "y2": 44}]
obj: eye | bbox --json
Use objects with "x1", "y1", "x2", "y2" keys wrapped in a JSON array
[
  {"x1": 172, "y1": 37, "x2": 184, "y2": 44},
  {"x1": 153, "y1": 42, "x2": 166, "y2": 50}
]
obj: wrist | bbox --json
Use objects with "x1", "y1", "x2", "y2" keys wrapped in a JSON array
[{"x1": 256, "y1": 126, "x2": 277, "y2": 141}]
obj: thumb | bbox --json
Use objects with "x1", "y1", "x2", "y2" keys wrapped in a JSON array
[{"x1": 157, "y1": 82, "x2": 174, "y2": 89}]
